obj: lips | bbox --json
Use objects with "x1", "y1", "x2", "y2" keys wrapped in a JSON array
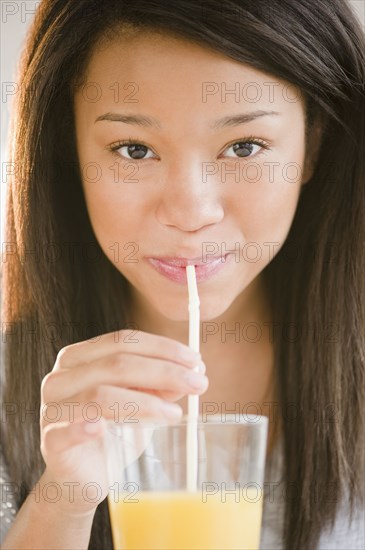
[
  {"x1": 145, "y1": 254, "x2": 230, "y2": 284},
  {"x1": 148, "y1": 256, "x2": 225, "y2": 267}
]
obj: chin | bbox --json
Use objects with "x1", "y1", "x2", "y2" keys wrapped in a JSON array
[{"x1": 155, "y1": 295, "x2": 234, "y2": 323}]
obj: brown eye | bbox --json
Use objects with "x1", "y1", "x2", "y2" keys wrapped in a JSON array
[
  {"x1": 123, "y1": 144, "x2": 149, "y2": 159},
  {"x1": 232, "y1": 142, "x2": 254, "y2": 157},
  {"x1": 110, "y1": 141, "x2": 157, "y2": 160},
  {"x1": 221, "y1": 137, "x2": 269, "y2": 160},
  {"x1": 223, "y1": 141, "x2": 262, "y2": 158}
]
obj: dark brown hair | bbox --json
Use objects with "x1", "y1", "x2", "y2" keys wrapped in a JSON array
[{"x1": 2, "y1": 1, "x2": 364, "y2": 548}]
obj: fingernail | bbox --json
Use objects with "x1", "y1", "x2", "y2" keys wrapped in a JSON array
[
  {"x1": 184, "y1": 349, "x2": 201, "y2": 362},
  {"x1": 161, "y1": 402, "x2": 183, "y2": 419},
  {"x1": 196, "y1": 361, "x2": 206, "y2": 374},
  {"x1": 185, "y1": 372, "x2": 208, "y2": 390},
  {"x1": 83, "y1": 420, "x2": 100, "y2": 434}
]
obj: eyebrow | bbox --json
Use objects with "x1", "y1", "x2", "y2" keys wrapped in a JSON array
[
  {"x1": 95, "y1": 113, "x2": 162, "y2": 128},
  {"x1": 211, "y1": 110, "x2": 280, "y2": 129},
  {"x1": 94, "y1": 109, "x2": 280, "y2": 129}
]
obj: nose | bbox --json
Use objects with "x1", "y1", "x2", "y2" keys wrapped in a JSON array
[{"x1": 155, "y1": 159, "x2": 224, "y2": 232}]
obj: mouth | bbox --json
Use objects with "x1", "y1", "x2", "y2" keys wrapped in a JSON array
[
  {"x1": 148, "y1": 255, "x2": 225, "y2": 267},
  {"x1": 145, "y1": 254, "x2": 230, "y2": 284}
]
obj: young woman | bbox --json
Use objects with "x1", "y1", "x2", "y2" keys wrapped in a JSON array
[{"x1": 1, "y1": 0, "x2": 364, "y2": 548}]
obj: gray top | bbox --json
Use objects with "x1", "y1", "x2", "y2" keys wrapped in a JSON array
[
  {"x1": 0, "y1": 439, "x2": 364, "y2": 548},
  {"x1": 259, "y1": 439, "x2": 365, "y2": 549}
]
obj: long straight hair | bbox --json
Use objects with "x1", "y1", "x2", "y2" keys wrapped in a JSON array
[{"x1": 2, "y1": 1, "x2": 364, "y2": 548}]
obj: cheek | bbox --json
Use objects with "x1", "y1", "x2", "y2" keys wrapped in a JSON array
[
  {"x1": 80, "y1": 176, "x2": 148, "y2": 275},
  {"x1": 80, "y1": 178, "x2": 152, "y2": 274},
  {"x1": 227, "y1": 146, "x2": 305, "y2": 243},
  {"x1": 75, "y1": 127, "x2": 149, "y2": 240},
  {"x1": 78, "y1": 145, "x2": 149, "y2": 237}
]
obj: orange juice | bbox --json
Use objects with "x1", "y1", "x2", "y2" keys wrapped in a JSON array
[{"x1": 108, "y1": 489, "x2": 263, "y2": 550}]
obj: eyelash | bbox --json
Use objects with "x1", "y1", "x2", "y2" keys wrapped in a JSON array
[{"x1": 106, "y1": 135, "x2": 271, "y2": 160}]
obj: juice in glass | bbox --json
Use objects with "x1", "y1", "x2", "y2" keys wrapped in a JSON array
[
  {"x1": 108, "y1": 488, "x2": 263, "y2": 550},
  {"x1": 105, "y1": 415, "x2": 268, "y2": 550}
]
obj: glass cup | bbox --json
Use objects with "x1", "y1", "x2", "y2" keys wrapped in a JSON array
[{"x1": 104, "y1": 414, "x2": 268, "y2": 550}]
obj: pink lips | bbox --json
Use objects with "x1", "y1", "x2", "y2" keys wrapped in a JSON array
[{"x1": 145, "y1": 255, "x2": 229, "y2": 284}]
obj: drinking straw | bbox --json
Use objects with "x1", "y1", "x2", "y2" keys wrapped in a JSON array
[{"x1": 186, "y1": 265, "x2": 200, "y2": 492}]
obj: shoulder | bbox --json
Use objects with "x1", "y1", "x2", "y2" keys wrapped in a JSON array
[
  {"x1": 318, "y1": 498, "x2": 365, "y2": 550},
  {"x1": 260, "y1": 438, "x2": 365, "y2": 550}
]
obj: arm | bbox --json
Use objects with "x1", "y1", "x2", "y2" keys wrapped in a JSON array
[
  {"x1": 1, "y1": 470, "x2": 96, "y2": 550},
  {"x1": 2, "y1": 330, "x2": 205, "y2": 548}
]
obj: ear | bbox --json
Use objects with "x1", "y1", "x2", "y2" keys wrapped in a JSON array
[{"x1": 301, "y1": 118, "x2": 325, "y2": 185}]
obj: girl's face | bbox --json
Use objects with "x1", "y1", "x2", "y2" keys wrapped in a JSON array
[{"x1": 74, "y1": 32, "x2": 316, "y2": 321}]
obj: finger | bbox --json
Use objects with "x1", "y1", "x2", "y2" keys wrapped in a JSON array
[
  {"x1": 138, "y1": 361, "x2": 206, "y2": 401},
  {"x1": 54, "y1": 329, "x2": 201, "y2": 371},
  {"x1": 41, "y1": 418, "x2": 105, "y2": 457},
  {"x1": 41, "y1": 386, "x2": 184, "y2": 428},
  {"x1": 42, "y1": 353, "x2": 207, "y2": 403},
  {"x1": 136, "y1": 388, "x2": 184, "y2": 401}
]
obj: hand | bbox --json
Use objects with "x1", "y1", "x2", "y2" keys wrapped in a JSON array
[{"x1": 39, "y1": 329, "x2": 207, "y2": 516}]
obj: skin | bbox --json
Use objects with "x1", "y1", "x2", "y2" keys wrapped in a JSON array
[
  {"x1": 75, "y1": 33, "x2": 314, "y2": 325},
  {"x1": 74, "y1": 31, "x2": 318, "y2": 416},
  {"x1": 3, "y1": 31, "x2": 325, "y2": 550}
]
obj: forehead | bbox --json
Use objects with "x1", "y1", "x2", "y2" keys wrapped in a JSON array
[{"x1": 74, "y1": 32, "x2": 303, "y2": 123}]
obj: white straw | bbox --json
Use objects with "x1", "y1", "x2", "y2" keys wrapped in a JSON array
[{"x1": 186, "y1": 265, "x2": 200, "y2": 492}]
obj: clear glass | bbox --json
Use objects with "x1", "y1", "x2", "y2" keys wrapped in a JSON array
[{"x1": 104, "y1": 414, "x2": 268, "y2": 550}]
